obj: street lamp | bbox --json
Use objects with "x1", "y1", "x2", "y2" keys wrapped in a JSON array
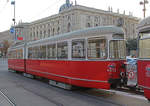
[{"x1": 140, "y1": 0, "x2": 149, "y2": 18}]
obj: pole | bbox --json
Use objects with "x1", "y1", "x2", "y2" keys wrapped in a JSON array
[
  {"x1": 14, "y1": 0, "x2": 16, "y2": 41},
  {"x1": 140, "y1": 0, "x2": 148, "y2": 18},
  {"x1": 144, "y1": 0, "x2": 146, "y2": 18}
]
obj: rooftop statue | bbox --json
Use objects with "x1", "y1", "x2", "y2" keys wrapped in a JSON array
[{"x1": 59, "y1": 0, "x2": 73, "y2": 12}]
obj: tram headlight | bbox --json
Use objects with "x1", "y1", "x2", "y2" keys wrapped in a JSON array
[{"x1": 120, "y1": 71, "x2": 125, "y2": 78}]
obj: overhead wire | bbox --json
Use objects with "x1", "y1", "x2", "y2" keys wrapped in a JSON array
[
  {"x1": 26, "y1": 0, "x2": 63, "y2": 22},
  {"x1": 0, "y1": 0, "x2": 9, "y2": 14}
]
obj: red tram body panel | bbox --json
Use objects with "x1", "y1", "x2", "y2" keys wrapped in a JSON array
[
  {"x1": 137, "y1": 16, "x2": 150, "y2": 101},
  {"x1": 8, "y1": 59, "x2": 15, "y2": 70},
  {"x1": 8, "y1": 59, "x2": 25, "y2": 72},
  {"x1": 26, "y1": 60, "x2": 125, "y2": 89},
  {"x1": 138, "y1": 60, "x2": 150, "y2": 100}
]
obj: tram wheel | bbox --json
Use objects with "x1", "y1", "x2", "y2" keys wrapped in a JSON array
[{"x1": 129, "y1": 86, "x2": 136, "y2": 91}]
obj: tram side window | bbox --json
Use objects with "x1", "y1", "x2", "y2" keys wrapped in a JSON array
[
  {"x1": 139, "y1": 39, "x2": 150, "y2": 58},
  {"x1": 72, "y1": 40, "x2": 85, "y2": 58},
  {"x1": 57, "y1": 42, "x2": 68, "y2": 59},
  {"x1": 88, "y1": 38, "x2": 107, "y2": 59},
  {"x1": 47, "y1": 44, "x2": 56, "y2": 59},
  {"x1": 17, "y1": 49, "x2": 23, "y2": 59},
  {"x1": 28, "y1": 47, "x2": 33, "y2": 59},
  {"x1": 34, "y1": 46, "x2": 39, "y2": 58},
  {"x1": 39, "y1": 45, "x2": 46, "y2": 59}
]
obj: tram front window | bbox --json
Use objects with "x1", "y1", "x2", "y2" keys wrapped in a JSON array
[
  {"x1": 109, "y1": 40, "x2": 125, "y2": 59},
  {"x1": 139, "y1": 33, "x2": 150, "y2": 58}
]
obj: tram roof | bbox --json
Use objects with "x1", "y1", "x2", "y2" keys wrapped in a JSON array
[
  {"x1": 27, "y1": 26, "x2": 124, "y2": 46},
  {"x1": 137, "y1": 16, "x2": 150, "y2": 32},
  {"x1": 8, "y1": 41, "x2": 25, "y2": 51}
]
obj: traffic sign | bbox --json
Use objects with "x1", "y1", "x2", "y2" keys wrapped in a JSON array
[{"x1": 10, "y1": 27, "x2": 15, "y2": 34}]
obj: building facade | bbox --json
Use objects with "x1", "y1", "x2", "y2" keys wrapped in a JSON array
[
  {"x1": 28, "y1": 1, "x2": 139, "y2": 41},
  {"x1": 0, "y1": 0, "x2": 140, "y2": 44}
]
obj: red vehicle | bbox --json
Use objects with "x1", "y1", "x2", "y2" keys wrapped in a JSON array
[
  {"x1": 137, "y1": 17, "x2": 150, "y2": 101},
  {"x1": 8, "y1": 26, "x2": 126, "y2": 90},
  {"x1": 8, "y1": 42, "x2": 25, "y2": 72}
]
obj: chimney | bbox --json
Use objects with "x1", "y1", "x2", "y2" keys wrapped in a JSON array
[
  {"x1": 124, "y1": 10, "x2": 125, "y2": 15},
  {"x1": 75, "y1": 0, "x2": 77, "y2": 5},
  {"x1": 111, "y1": 7, "x2": 113, "y2": 12},
  {"x1": 108, "y1": 6, "x2": 110, "y2": 11}
]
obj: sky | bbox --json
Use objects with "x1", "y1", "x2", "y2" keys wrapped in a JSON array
[{"x1": 0, "y1": 0, "x2": 149, "y2": 32}]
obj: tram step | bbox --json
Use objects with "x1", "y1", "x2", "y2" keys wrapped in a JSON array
[
  {"x1": 23, "y1": 73, "x2": 34, "y2": 79},
  {"x1": 49, "y1": 80, "x2": 72, "y2": 90}
]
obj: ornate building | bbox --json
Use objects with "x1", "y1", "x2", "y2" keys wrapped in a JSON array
[
  {"x1": 28, "y1": 0, "x2": 139, "y2": 41},
  {"x1": 0, "y1": 0, "x2": 140, "y2": 43}
]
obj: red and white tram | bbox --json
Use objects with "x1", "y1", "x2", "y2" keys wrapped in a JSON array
[
  {"x1": 8, "y1": 43, "x2": 25, "y2": 72},
  {"x1": 8, "y1": 26, "x2": 126, "y2": 90},
  {"x1": 137, "y1": 17, "x2": 150, "y2": 101}
]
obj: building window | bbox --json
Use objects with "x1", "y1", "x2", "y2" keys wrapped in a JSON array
[
  {"x1": 52, "y1": 28, "x2": 55, "y2": 36},
  {"x1": 57, "y1": 42, "x2": 68, "y2": 59},
  {"x1": 44, "y1": 30, "x2": 46, "y2": 38},
  {"x1": 67, "y1": 23, "x2": 71, "y2": 32},
  {"x1": 88, "y1": 38, "x2": 107, "y2": 59},
  {"x1": 86, "y1": 23, "x2": 91, "y2": 27},
  {"x1": 95, "y1": 24, "x2": 98, "y2": 27},
  {"x1": 72, "y1": 40, "x2": 85, "y2": 58},
  {"x1": 40, "y1": 31, "x2": 42, "y2": 38},
  {"x1": 48, "y1": 29, "x2": 50, "y2": 37},
  {"x1": 57, "y1": 27, "x2": 60, "y2": 34},
  {"x1": 36, "y1": 31, "x2": 38, "y2": 40}
]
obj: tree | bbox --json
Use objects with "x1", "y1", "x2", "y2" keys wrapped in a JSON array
[
  {"x1": 1, "y1": 40, "x2": 10, "y2": 57},
  {"x1": 126, "y1": 38, "x2": 137, "y2": 56}
]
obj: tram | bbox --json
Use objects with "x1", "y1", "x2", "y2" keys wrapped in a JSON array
[
  {"x1": 8, "y1": 26, "x2": 126, "y2": 90},
  {"x1": 137, "y1": 17, "x2": 150, "y2": 101},
  {"x1": 8, "y1": 42, "x2": 25, "y2": 72}
]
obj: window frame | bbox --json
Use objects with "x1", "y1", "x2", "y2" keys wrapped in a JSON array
[
  {"x1": 72, "y1": 39, "x2": 86, "y2": 59},
  {"x1": 109, "y1": 39, "x2": 126, "y2": 59},
  {"x1": 57, "y1": 42, "x2": 68, "y2": 59},
  {"x1": 87, "y1": 37, "x2": 107, "y2": 60}
]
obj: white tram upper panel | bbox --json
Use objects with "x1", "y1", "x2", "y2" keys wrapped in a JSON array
[
  {"x1": 27, "y1": 26, "x2": 124, "y2": 47},
  {"x1": 137, "y1": 16, "x2": 150, "y2": 32}
]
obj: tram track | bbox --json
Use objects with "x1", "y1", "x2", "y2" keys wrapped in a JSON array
[{"x1": 0, "y1": 89, "x2": 16, "y2": 106}]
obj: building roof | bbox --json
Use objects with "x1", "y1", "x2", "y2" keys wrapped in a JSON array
[
  {"x1": 137, "y1": 16, "x2": 150, "y2": 32},
  {"x1": 30, "y1": 5, "x2": 140, "y2": 25}
]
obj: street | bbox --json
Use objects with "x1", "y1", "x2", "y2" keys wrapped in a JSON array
[{"x1": 0, "y1": 58, "x2": 149, "y2": 106}]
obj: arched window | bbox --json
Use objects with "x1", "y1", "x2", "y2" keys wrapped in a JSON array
[
  {"x1": 48, "y1": 29, "x2": 50, "y2": 37},
  {"x1": 57, "y1": 27, "x2": 60, "y2": 34},
  {"x1": 87, "y1": 23, "x2": 90, "y2": 27},
  {"x1": 44, "y1": 30, "x2": 46, "y2": 38},
  {"x1": 52, "y1": 28, "x2": 55, "y2": 36},
  {"x1": 67, "y1": 23, "x2": 71, "y2": 32}
]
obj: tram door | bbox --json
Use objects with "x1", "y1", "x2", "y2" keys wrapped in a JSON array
[{"x1": 145, "y1": 64, "x2": 150, "y2": 88}]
